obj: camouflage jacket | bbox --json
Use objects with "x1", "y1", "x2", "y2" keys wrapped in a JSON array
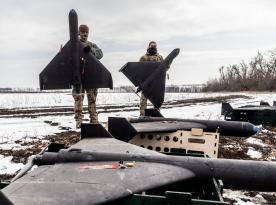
[
  {"x1": 80, "y1": 41, "x2": 103, "y2": 60},
  {"x1": 139, "y1": 53, "x2": 163, "y2": 62}
]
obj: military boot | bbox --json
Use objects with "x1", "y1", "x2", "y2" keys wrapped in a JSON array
[{"x1": 76, "y1": 120, "x2": 82, "y2": 129}]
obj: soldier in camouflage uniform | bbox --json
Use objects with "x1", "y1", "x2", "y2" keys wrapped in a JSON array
[
  {"x1": 139, "y1": 41, "x2": 163, "y2": 117},
  {"x1": 72, "y1": 24, "x2": 103, "y2": 128}
]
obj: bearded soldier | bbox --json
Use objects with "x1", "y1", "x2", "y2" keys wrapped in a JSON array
[
  {"x1": 72, "y1": 24, "x2": 103, "y2": 128},
  {"x1": 139, "y1": 41, "x2": 163, "y2": 117}
]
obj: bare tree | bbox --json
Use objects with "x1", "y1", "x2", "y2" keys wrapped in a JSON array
[{"x1": 204, "y1": 49, "x2": 276, "y2": 92}]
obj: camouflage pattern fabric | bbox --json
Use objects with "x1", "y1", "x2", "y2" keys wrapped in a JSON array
[
  {"x1": 80, "y1": 41, "x2": 103, "y2": 59},
  {"x1": 87, "y1": 88, "x2": 98, "y2": 123},
  {"x1": 139, "y1": 53, "x2": 163, "y2": 62},
  {"x1": 72, "y1": 88, "x2": 84, "y2": 123},
  {"x1": 72, "y1": 87, "x2": 98, "y2": 127},
  {"x1": 139, "y1": 52, "x2": 163, "y2": 117},
  {"x1": 139, "y1": 92, "x2": 147, "y2": 117}
]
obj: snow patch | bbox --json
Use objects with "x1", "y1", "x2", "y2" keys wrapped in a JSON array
[
  {"x1": 0, "y1": 143, "x2": 26, "y2": 150},
  {"x1": 223, "y1": 145, "x2": 234, "y2": 148},
  {"x1": 0, "y1": 155, "x2": 24, "y2": 175},
  {"x1": 246, "y1": 137, "x2": 266, "y2": 147},
  {"x1": 223, "y1": 189, "x2": 267, "y2": 205},
  {"x1": 247, "y1": 148, "x2": 262, "y2": 159}
]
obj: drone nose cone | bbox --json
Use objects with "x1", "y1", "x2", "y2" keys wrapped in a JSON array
[
  {"x1": 69, "y1": 9, "x2": 78, "y2": 19},
  {"x1": 253, "y1": 126, "x2": 259, "y2": 135},
  {"x1": 174, "y1": 48, "x2": 180, "y2": 55},
  {"x1": 69, "y1": 9, "x2": 77, "y2": 15}
]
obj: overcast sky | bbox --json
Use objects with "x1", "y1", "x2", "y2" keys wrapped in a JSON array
[{"x1": 1, "y1": 0, "x2": 276, "y2": 88}]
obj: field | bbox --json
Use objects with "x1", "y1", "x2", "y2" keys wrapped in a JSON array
[{"x1": 1, "y1": 91, "x2": 276, "y2": 204}]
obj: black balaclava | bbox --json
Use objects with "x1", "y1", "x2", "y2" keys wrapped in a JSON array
[{"x1": 147, "y1": 47, "x2": 157, "y2": 55}]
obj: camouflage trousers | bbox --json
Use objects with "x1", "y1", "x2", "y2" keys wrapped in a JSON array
[
  {"x1": 72, "y1": 88, "x2": 98, "y2": 123},
  {"x1": 139, "y1": 93, "x2": 147, "y2": 117}
]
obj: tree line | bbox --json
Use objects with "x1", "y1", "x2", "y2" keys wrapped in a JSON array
[{"x1": 203, "y1": 49, "x2": 276, "y2": 91}]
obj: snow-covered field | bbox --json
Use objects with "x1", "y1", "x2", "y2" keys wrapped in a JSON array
[
  {"x1": 1, "y1": 91, "x2": 276, "y2": 204},
  {"x1": 1, "y1": 91, "x2": 275, "y2": 142},
  {"x1": 0, "y1": 92, "x2": 228, "y2": 108}
]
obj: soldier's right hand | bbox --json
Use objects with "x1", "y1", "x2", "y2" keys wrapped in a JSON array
[{"x1": 83, "y1": 46, "x2": 91, "y2": 53}]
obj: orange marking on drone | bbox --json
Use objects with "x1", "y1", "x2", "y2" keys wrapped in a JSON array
[{"x1": 79, "y1": 163, "x2": 118, "y2": 170}]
